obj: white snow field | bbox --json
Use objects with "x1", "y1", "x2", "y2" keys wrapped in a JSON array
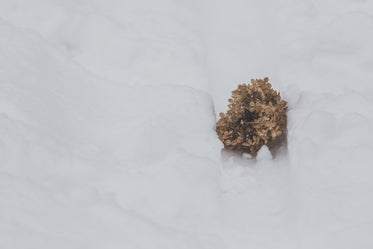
[{"x1": 1, "y1": 0, "x2": 373, "y2": 249}]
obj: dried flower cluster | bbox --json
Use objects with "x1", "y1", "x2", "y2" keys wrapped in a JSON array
[{"x1": 216, "y1": 78, "x2": 287, "y2": 154}]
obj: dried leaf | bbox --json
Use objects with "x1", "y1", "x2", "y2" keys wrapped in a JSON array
[{"x1": 216, "y1": 77, "x2": 287, "y2": 154}]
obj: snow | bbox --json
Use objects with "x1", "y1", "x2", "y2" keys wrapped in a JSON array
[
  {"x1": 242, "y1": 153, "x2": 252, "y2": 160},
  {"x1": 1, "y1": 0, "x2": 373, "y2": 249},
  {"x1": 256, "y1": 146, "x2": 273, "y2": 161}
]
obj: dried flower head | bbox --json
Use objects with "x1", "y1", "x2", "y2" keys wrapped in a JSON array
[{"x1": 216, "y1": 77, "x2": 287, "y2": 154}]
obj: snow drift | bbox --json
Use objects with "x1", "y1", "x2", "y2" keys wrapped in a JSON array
[{"x1": 1, "y1": 0, "x2": 373, "y2": 249}]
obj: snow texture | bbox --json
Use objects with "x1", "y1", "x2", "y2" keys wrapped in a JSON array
[
  {"x1": 256, "y1": 146, "x2": 273, "y2": 161},
  {"x1": 1, "y1": 1, "x2": 373, "y2": 249},
  {"x1": 242, "y1": 153, "x2": 252, "y2": 160}
]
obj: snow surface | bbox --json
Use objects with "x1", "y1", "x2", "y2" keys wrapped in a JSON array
[
  {"x1": 256, "y1": 146, "x2": 273, "y2": 161},
  {"x1": 1, "y1": 0, "x2": 373, "y2": 249}
]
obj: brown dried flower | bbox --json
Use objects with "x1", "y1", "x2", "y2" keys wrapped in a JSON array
[{"x1": 216, "y1": 77, "x2": 287, "y2": 154}]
